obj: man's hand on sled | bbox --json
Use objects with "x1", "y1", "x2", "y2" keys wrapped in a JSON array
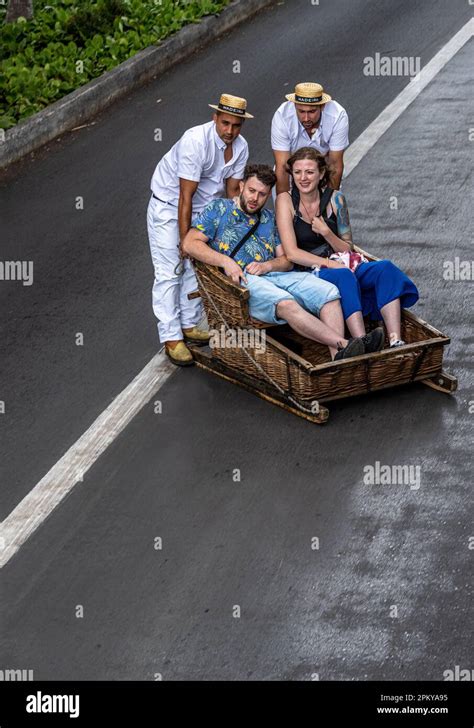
[
  {"x1": 245, "y1": 261, "x2": 270, "y2": 276},
  {"x1": 222, "y1": 257, "x2": 247, "y2": 285}
]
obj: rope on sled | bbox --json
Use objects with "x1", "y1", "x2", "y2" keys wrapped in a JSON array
[{"x1": 193, "y1": 266, "x2": 321, "y2": 417}]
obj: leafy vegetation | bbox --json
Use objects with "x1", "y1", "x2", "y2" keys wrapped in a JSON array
[{"x1": 0, "y1": 0, "x2": 231, "y2": 129}]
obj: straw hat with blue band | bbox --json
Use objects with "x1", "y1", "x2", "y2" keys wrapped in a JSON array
[
  {"x1": 209, "y1": 93, "x2": 254, "y2": 119},
  {"x1": 285, "y1": 82, "x2": 331, "y2": 106}
]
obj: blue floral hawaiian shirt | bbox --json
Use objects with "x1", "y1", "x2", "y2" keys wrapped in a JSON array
[{"x1": 192, "y1": 198, "x2": 282, "y2": 270}]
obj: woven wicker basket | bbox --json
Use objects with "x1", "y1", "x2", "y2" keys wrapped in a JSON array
[{"x1": 191, "y1": 258, "x2": 456, "y2": 422}]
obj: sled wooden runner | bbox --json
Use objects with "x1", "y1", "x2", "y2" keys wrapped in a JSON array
[{"x1": 187, "y1": 257, "x2": 457, "y2": 424}]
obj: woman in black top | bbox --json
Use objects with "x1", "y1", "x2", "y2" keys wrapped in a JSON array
[{"x1": 275, "y1": 147, "x2": 419, "y2": 347}]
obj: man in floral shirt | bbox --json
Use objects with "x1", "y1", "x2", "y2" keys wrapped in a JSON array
[
  {"x1": 183, "y1": 164, "x2": 378, "y2": 360},
  {"x1": 192, "y1": 191, "x2": 280, "y2": 272}
]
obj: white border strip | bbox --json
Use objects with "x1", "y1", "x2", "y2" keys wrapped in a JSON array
[
  {"x1": 1, "y1": 18, "x2": 473, "y2": 569},
  {"x1": 0, "y1": 351, "x2": 174, "y2": 567},
  {"x1": 344, "y1": 17, "x2": 474, "y2": 177}
]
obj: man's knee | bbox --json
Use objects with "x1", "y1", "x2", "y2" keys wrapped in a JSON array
[
  {"x1": 324, "y1": 281, "x2": 341, "y2": 300},
  {"x1": 276, "y1": 298, "x2": 300, "y2": 318},
  {"x1": 321, "y1": 296, "x2": 341, "y2": 310},
  {"x1": 294, "y1": 277, "x2": 339, "y2": 317},
  {"x1": 315, "y1": 279, "x2": 340, "y2": 306}
]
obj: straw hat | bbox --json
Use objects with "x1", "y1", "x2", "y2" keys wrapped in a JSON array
[
  {"x1": 209, "y1": 93, "x2": 254, "y2": 119},
  {"x1": 285, "y1": 82, "x2": 331, "y2": 106}
]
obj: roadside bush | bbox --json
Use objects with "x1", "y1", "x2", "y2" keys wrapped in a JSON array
[
  {"x1": 65, "y1": 0, "x2": 127, "y2": 44},
  {"x1": 0, "y1": 0, "x2": 231, "y2": 129}
]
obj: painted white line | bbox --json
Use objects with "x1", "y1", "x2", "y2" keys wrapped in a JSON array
[
  {"x1": 1, "y1": 19, "x2": 473, "y2": 569},
  {"x1": 344, "y1": 17, "x2": 474, "y2": 178},
  {"x1": 0, "y1": 350, "x2": 175, "y2": 568}
]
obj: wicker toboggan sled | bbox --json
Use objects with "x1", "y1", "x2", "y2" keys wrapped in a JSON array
[{"x1": 187, "y1": 250, "x2": 457, "y2": 424}]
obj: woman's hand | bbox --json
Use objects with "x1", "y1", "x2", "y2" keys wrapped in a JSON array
[
  {"x1": 311, "y1": 215, "x2": 330, "y2": 236},
  {"x1": 328, "y1": 259, "x2": 347, "y2": 269}
]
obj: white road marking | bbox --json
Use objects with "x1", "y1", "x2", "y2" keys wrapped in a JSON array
[
  {"x1": 344, "y1": 17, "x2": 474, "y2": 177},
  {"x1": 0, "y1": 350, "x2": 174, "y2": 568},
  {"x1": 1, "y1": 19, "x2": 473, "y2": 569}
]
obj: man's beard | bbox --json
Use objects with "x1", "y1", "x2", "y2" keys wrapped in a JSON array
[
  {"x1": 239, "y1": 194, "x2": 264, "y2": 216},
  {"x1": 301, "y1": 115, "x2": 321, "y2": 130}
]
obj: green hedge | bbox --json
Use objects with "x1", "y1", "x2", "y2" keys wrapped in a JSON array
[{"x1": 0, "y1": 0, "x2": 231, "y2": 130}]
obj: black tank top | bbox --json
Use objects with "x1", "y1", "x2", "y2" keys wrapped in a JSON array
[{"x1": 291, "y1": 185, "x2": 338, "y2": 258}]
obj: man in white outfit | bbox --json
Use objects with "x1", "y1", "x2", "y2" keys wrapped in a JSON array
[
  {"x1": 271, "y1": 82, "x2": 349, "y2": 194},
  {"x1": 147, "y1": 94, "x2": 252, "y2": 365}
]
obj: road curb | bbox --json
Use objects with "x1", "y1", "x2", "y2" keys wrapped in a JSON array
[{"x1": 0, "y1": 0, "x2": 275, "y2": 170}]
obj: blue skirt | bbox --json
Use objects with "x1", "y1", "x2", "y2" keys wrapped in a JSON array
[{"x1": 316, "y1": 260, "x2": 419, "y2": 321}]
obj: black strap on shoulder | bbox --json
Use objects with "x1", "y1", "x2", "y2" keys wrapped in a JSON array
[
  {"x1": 319, "y1": 186, "x2": 334, "y2": 219},
  {"x1": 291, "y1": 185, "x2": 300, "y2": 213},
  {"x1": 291, "y1": 185, "x2": 333, "y2": 219},
  {"x1": 229, "y1": 212, "x2": 261, "y2": 259}
]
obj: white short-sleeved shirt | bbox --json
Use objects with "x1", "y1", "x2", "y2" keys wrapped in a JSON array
[
  {"x1": 151, "y1": 120, "x2": 248, "y2": 213},
  {"x1": 271, "y1": 100, "x2": 349, "y2": 155}
]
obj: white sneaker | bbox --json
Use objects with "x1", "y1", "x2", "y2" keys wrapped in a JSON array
[{"x1": 390, "y1": 339, "x2": 406, "y2": 348}]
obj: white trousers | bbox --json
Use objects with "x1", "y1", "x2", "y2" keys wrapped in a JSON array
[{"x1": 147, "y1": 195, "x2": 202, "y2": 342}]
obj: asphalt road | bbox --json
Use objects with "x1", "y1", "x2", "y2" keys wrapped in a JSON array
[{"x1": 0, "y1": 0, "x2": 472, "y2": 681}]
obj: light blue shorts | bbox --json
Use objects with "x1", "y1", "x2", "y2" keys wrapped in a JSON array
[{"x1": 242, "y1": 270, "x2": 340, "y2": 325}]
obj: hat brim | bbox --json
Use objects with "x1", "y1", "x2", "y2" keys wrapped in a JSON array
[
  {"x1": 285, "y1": 93, "x2": 331, "y2": 106},
  {"x1": 209, "y1": 104, "x2": 254, "y2": 119}
]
